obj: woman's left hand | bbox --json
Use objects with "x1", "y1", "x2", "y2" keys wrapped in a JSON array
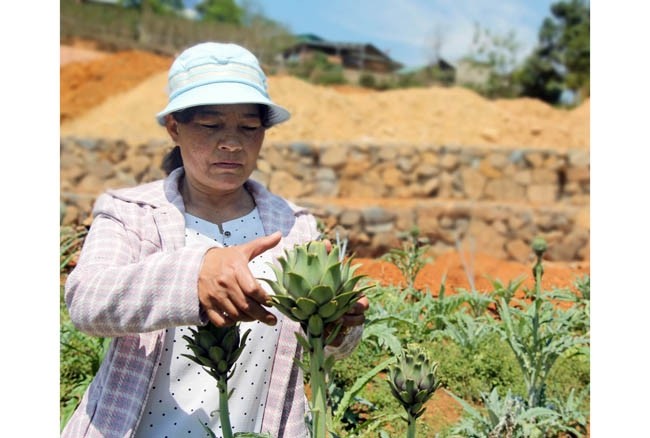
[{"x1": 325, "y1": 294, "x2": 370, "y2": 347}]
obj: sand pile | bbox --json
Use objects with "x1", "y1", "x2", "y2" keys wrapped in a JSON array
[{"x1": 60, "y1": 48, "x2": 589, "y2": 150}]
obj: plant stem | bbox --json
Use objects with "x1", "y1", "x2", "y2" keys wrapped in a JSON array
[
  {"x1": 406, "y1": 412, "x2": 417, "y2": 438},
  {"x1": 309, "y1": 334, "x2": 328, "y2": 438},
  {"x1": 218, "y1": 377, "x2": 233, "y2": 438}
]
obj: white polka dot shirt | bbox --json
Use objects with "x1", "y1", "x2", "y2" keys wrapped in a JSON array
[{"x1": 135, "y1": 207, "x2": 283, "y2": 437}]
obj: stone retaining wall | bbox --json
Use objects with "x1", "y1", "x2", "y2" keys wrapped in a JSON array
[{"x1": 60, "y1": 137, "x2": 590, "y2": 262}]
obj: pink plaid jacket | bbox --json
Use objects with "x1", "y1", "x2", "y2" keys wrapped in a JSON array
[{"x1": 62, "y1": 168, "x2": 358, "y2": 438}]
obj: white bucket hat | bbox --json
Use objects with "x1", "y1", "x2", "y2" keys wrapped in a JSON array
[{"x1": 156, "y1": 42, "x2": 290, "y2": 126}]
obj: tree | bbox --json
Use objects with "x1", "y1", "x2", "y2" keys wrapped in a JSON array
[
  {"x1": 235, "y1": 0, "x2": 295, "y2": 65},
  {"x1": 195, "y1": 0, "x2": 244, "y2": 24},
  {"x1": 120, "y1": 0, "x2": 183, "y2": 14},
  {"x1": 516, "y1": 0, "x2": 589, "y2": 104},
  {"x1": 459, "y1": 22, "x2": 522, "y2": 98}
]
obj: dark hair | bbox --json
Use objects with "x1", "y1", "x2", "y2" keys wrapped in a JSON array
[
  {"x1": 160, "y1": 104, "x2": 271, "y2": 175},
  {"x1": 161, "y1": 145, "x2": 183, "y2": 175},
  {"x1": 170, "y1": 104, "x2": 271, "y2": 126}
]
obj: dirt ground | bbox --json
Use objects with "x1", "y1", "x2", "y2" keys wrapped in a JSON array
[{"x1": 60, "y1": 41, "x2": 590, "y2": 433}]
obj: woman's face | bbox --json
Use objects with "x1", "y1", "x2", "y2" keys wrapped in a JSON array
[{"x1": 165, "y1": 103, "x2": 265, "y2": 197}]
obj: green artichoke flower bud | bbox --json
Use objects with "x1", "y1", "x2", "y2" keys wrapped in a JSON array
[
  {"x1": 182, "y1": 323, "x2": 251, "y2": 382},
  {"x1": 260, "y1": 240, "x2": 370, "y2": 338},
  {"x1": 388, "y1": 346, "x2": 441, "y2": 421},
  {"x1": 531, "y1": 237, "x2": 547, "y2": 257}
]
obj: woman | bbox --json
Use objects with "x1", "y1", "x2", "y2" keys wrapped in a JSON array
[{"x1": 62, "y1": 42, "x2": 369, "y2": 438}]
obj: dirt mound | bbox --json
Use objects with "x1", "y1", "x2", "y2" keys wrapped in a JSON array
[
  {"x1": 60, "y1": 46, "x2": 589, "y2": 150},
  {"x1": 60, "y1": 49, "x2": 172, "y2": 123}
]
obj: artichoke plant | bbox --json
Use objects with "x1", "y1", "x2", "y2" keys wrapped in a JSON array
[
  {"x1": 260, "y1": 240, "x2": 371, "y2": 438},
  {"x1": 387, "y1": 346, "x2": 442, "y2": 438},
  {"x1": 182, "y1": 323, "x2": 252, "y2": 438}
]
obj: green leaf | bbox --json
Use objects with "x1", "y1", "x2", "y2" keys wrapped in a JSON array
[{"x1": 334, "y1": 356, "x2": 396, "y2": 423}]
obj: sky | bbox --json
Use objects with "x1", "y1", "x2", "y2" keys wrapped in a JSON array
[{"x1": 185, "y1": 0, "x2": 558, "y2": 68}]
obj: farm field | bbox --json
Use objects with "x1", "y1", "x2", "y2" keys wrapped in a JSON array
[{"x1": 60, "y1": 40, "x2": 590, "y2": 436}]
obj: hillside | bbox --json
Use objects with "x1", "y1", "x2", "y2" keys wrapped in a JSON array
[{"x1": 60, "y1": 45, "x2": 589, "y2": 151}]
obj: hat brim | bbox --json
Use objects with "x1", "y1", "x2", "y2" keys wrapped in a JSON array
[{"x1": 156, "y1": 81, "x2": 290, "y2": 127}]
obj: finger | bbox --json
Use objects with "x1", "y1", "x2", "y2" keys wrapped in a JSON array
[
  {"x1": 344, "y1": 296, "x2": 369, "y2": 318},
  {"x1": 198, "y1": 285, "x2": 240, "y2": 319},
  {"x1": 239, "y1": 231, "x2": 282, "y2": 262},
  {"x1": 236, "y1": 296, "x2": 277, "y2": 326},
  {"x1": 204, "y1": 307, "x2": 236, "y2": 327},
  {"x1": 341, "y1": 312, "x2": 365, "y2": 327}
]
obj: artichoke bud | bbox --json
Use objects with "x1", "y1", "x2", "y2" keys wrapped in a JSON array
[
  {"x1": 182, "y1": 323, "x2": 250, "y2": 381},
  {"x1": 262, "y1": 240, "x2": 368, "y2": 339},
  {"x1": 531, "y1": 236, "x2": 548, "y2": 256},
  {"x1": 388, "y1": 346, "x2": 441, "y2": 418}
]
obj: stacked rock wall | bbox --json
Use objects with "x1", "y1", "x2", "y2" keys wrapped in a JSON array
[{"x1": 60, "y1": 137, "x2": 589, "y2": 262}]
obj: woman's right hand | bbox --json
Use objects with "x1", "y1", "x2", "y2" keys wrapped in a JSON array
[{"x1": 198, "y1": 231, "x2": 282, "y2": 327}]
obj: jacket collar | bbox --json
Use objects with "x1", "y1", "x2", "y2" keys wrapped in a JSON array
[{"x1": 106, "y1": 167, "x2": 309, "y2": 241}]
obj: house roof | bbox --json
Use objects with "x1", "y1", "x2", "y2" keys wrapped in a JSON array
[{"x1": 283, "y1": 38, "x2": 403, "y2": 71}]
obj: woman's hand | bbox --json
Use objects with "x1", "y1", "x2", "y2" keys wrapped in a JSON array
[
  {"x1": 198, "y1": 231, "x2": 282, "y2": 327},
  {"x1": 325, "y1": 294, "x2": 370, "y2": 347}
]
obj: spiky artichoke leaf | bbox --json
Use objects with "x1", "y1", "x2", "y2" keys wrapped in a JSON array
[
  {"x1": 333, "y1": 289, "x2": 362, "y2": 307},
  {"x1": 399, "y1": 389, "x2": 414, "y2": 404},
  {"x1": 295, "y1": 296, "x2": 319, "y2": 315},
  {"x1": 312, "y1": 240, "x2": 329, "y2": 267},
  {"x1": 270, "y1": 294, "x2": 296, "y2": 309},
  {"x1": 181, "y1": 353, "x2": 204, "y2": 367},
  {"x1": 293, "y1": 245, "x2": 311, "y2": 274},
  {"x1": 324, "y1": 322, "x2": 343, "y2": 345},
  {"x1": 308, "y1": 285, "x2": 335, "y2": 305},
  {"x1": 317, "y1": 300, "x2": 338, "y2": 319},
  {"x1": 216, "y1": 360, "x2": 228, "y2": 373},
  {"x1": 327, "y1": 244, "x2": 341, "y2": 266},
  {"x1": 341, "y1": 275, "x2": 366, "y2": 295},
  {"x1": 285, "y1": 272, "x2": 311, "y2": 297},
  {"x1": 320, "y1": 261, "x2": 342, "y2": 288},
  {"x1": 196, "y1": 331, "x2": 219, "y2": 350},
  {"x1": 221, "y1": 328, "x2": 240, "y2": 352},
  {"x1": 290, "y1": 305, "x2": 311, "y2": 321},
  {"x1": 259, "y1": 273, "x2": 285, "y2": 296},
  {"x1": 208, "y1": 346, "x2": 225, "y2": 363},
  {"x1": 181, "y1": 334, "x2": 200, "y2": 348},
  {"x1": 324, "y1": 353, "x2": 336, "y2": 372},
  {"x1": 295, "y1": 331, "x2": 312, "y2": 352},
  {"x1": 414, "y1": 388, "x2": 433, "y2": 403},
  {"x1": 391, "y1": 368, "x2": 406, "y2": 389},
  {"x1": 413, "y1": 407, "x2": 427, "y2": 419}
]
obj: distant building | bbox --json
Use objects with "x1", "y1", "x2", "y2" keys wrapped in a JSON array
[
  {"x1": 78, "y1": 0, "x2": 120, "y2": 4},
  {"x1": 281, "y1": 34, "x2": 403, "y2": 83},
  {"x1": 398, "y1": 58, "x2": 456, "y2": 86},
  {"x1": 454, "y1": 59, "x2": 491, "y2": 88}
]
